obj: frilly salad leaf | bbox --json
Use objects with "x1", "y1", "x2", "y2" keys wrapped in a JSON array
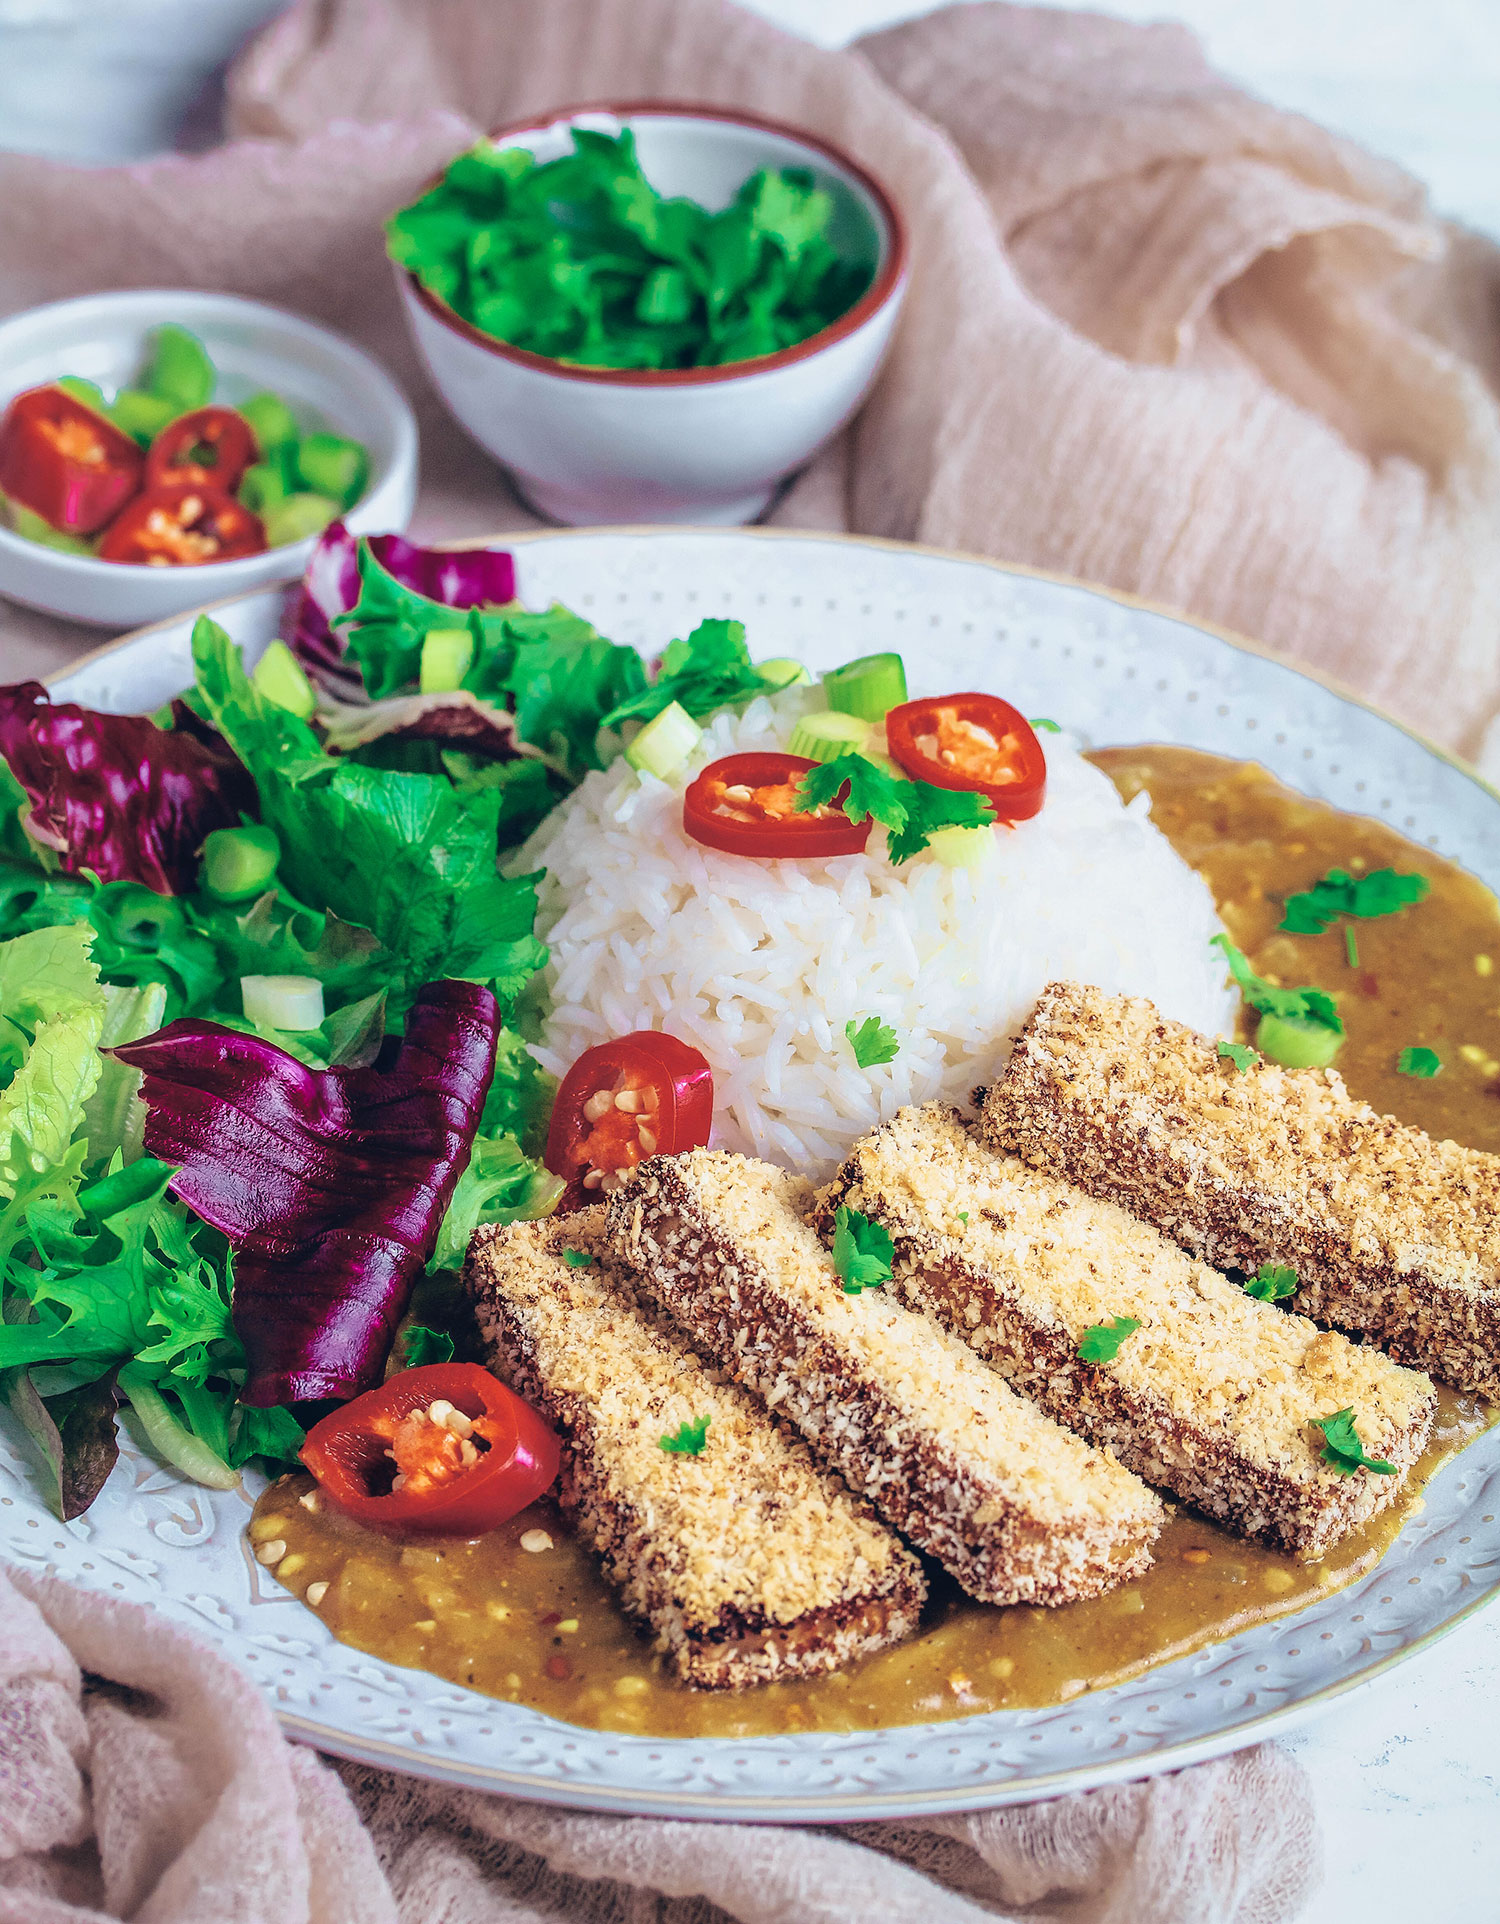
[
  {"x1": 0, "y1": 1156, "x2": 305, "y2": 1496},
  {"x1": 110, "y1": 979, "x2": 503, "y2": 1405},
  {"x1": 191, "y1": 617, "x2": 547, "y2": 1003},
  {"x1": 0, "y1": 947, "x2": 103, "y2": 1272},
  {"x1": 283, "y1": 524, "x2": 518, "y2": 696},
  {"x1": 0, "y1": 681, "x2": 257, "y2": 894},
  {"x1": 430, "y1": 1130, "x2": 563, "y2": 1273}
]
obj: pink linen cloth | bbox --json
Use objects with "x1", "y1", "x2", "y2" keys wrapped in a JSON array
[
  {"x1": 0, "y1": 1563, "x2": 1318, "y2": 1923},
  {"x1": 0, "y1": 0, "x2": 1496, "y2": 758}
]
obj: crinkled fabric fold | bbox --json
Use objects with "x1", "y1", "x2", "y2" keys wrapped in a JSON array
[
  {"x1": 0, "y1": 1562, "x2": 1318, "y2": 1923},
  {"x1": 0, "y1": 0, "x2": 1495, "y2": 755}
]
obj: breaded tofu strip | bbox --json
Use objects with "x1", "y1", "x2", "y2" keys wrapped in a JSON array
[
  {"x1": 465, "y1": 1207, "x2": 924, "y2": 1690},
  {"x1": 819, "y1": 1104, "x2": 1434, "y2": 1556},
  {"x1": 983, "y1": 981, "x2": 1500, "y2": 1401},
  {"x1": 604, "y1": 1150, "x2": 1164, "y2": 1606}
]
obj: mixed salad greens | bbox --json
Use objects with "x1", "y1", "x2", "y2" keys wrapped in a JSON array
[
  {"x1": 0, "y1": 521, "x2": 828, "y2": 1517},
  {"x1": 389, "y1": 128, "x2": 876, "y2": 372}
]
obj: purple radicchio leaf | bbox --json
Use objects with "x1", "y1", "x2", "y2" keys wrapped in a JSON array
[
  {"x1": 281, "y1": 519, "x2": 364, "y2": 693},
  {"x1": 317, "y1": 689, "x2": 534, "y2": 762},
  {"x1": 110, "y1": 980, "x2": 500, "y2": 1407},
  {"x1": 0, "y1": 682, "x2": 257, "y2": 895},
  {"x1": 283, "y1": 522, "x2": 517, "y2": 694}
]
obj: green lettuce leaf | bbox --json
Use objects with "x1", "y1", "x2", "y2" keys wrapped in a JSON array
[
  {"x1": 430, "y1": 1130, "x2": 563, "y2": 1273},
  {"x1": 191, "y1": 617, "x2": 548, "y2": 1003}
]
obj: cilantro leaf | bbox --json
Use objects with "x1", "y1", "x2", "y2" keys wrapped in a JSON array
[
  {"x1": 660, "y1": 1414, "x2": 710, "y2": 1455},
  {"x1": 884, "y1": 784, "x2": 995, "y2": 865},
  {"x1": 1317, "y1": 1407, "x2": 1397, "y2": 1476},
  {"x1": 792, "y1": 757, "x2": 996, "y2": 865},
  {"x1": 831, "y1": 1204, "x2": 894, "y2": 1293},
  {"x1": 1210, "y1": 936, "x2": 1344, "y2": 1037},
  {"x1": 395, "y1": 1323, "x2": 455, "y2": 1369},
  {"x1": 1280, "y1": 866, "x2": 1429, "y2": 935},
  {"x1": 1243, "y1": 1263, "x2": 1298, "y2": 1302},
  {"x1": 845, "y1": 1016, "x2": 900, "y2": 1068},
  {"x1": 1397, "y1": 1046, "x2": 1442, "y2": 1079},
  {"x1": 387, "y1": 131, "x2": 873, "y2": 373},
  {"x1": 599, "y1": 619, "x2": 769, "y2": 730},
  {"x1": 562, "y1": 1247, "x2": 593, "y2": 1268},
  {"x1": 956, "y1": 1211, "x2": 969, "y2": 1226},
  {"x1": 1077, "y1": 1316, "x2": 1141, "y2": 1363},
  {"x1": 1217, "y1": 1039, "x2": 1260, "y2": 1074},
  {"x1": 795, "y1": 754, "x2": 910, "y2": 834}
]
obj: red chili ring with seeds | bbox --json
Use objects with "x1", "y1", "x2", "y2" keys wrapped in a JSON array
[
  {"x1": 545, "y1": 1032, "x2": 714, "y2": 1212},
  {"x1": 299, "y1": 1362, "x2": 559, "y2": 1536}
]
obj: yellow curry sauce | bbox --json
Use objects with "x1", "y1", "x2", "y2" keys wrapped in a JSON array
[{"x1": 254, "y1": 745, "x2": 1499, "y2": 1737}]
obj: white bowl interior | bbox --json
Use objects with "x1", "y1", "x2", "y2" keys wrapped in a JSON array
[
  {"x1": 0, "y1": 290, "x2": 416, "y2": 594},
  {"x1": 496, "y1": 110, "x2": 891, "y2": 283}
]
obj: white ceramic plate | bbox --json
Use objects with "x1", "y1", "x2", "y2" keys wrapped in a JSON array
[{"x1": 12, "y1": 528, "x2": 1500, "y2": 1822}]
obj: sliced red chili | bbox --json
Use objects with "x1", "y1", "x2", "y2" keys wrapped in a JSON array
[
  {"x1": 97, "y1": 482, "x2": 266, "y2": 566},
  {"x1": 144, "y1": 406, "x2": 258, "y2": 494},
  {"x1": 0, "y1": 384, "x2": 144, "y2": 535},
  {"x1": 683, "y1": 751, "x2": 871, "y2": 858},
  {"x1": 885, "y1": 694, "x2": 1047, "y2": 823},
  {"x1": 546, "y1": 1031, "x2": 713, "y2": 1211},
  {"x1": 299, "y1": 1361, "x2": 560, "y2": 1537}
]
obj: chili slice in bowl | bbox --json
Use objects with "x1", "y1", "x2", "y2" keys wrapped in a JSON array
[
  {"x1": 144, "y1": 405, "x2": 259, "y2": 495},
  {"x1": 0, "y1": 383, "x2": 144, "y2": 535},
  {"x1": 683, "y1": 750, "x2": 872, "y2": 858},
  {"x1": 546, "y1": 1031, "x2": 713, "y2": 1211},
  {"x1": 299, "y1": 1361, "x2": 560, "y2": 1536},
  {"x1": 97, "y1": 482, "x2": 266, "y2": 566},
  {"x1": 885, "y1": 694, "x2": 1047, "y2": 823}
]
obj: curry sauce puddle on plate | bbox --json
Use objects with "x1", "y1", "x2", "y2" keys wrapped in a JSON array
[{"x1": 253, "y1": 745, "x2": 1500, "y2": 1736}]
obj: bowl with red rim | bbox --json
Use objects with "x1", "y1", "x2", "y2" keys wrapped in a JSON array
[
  {"x1": 0, "y1": 289, "x2": 419, "y2": 628},
  {"x1": 395, "y1": 102, "x2": 908, "y2": 528}
]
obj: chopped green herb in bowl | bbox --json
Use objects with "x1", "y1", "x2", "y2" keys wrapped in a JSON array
[
  {"x1": 390, "y1": 107, "x2": 906, "y2": 526},
  {"x1": 389, "y1": 128, "x2": 876, "y2": 373}
]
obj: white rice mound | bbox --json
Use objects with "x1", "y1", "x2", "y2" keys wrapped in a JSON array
[{"x1": 515, "y1": 686, "x2": 1236, "y2": 1178}]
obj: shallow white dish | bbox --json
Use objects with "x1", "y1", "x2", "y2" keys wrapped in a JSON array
[
  {"x1": 16, "y1": 527, "x2": 1500, "y2": 1822},
  {"x1": 0, "y1": 290, "x2": 419, "y2": 627},
  {"x1": 398, "y1": 105, "x2": 907, "y2": 527}
]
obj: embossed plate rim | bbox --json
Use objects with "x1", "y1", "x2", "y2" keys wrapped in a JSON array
[{"x1": 8, "y1": 526, "x2": 1496, "y2": 1822}]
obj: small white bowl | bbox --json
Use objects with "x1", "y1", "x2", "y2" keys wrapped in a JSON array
[
  {"x1": 396, "y1": 103, "x2": 908, "y2": 527},
  {"x1": 0, "y1": 290, "x2": 419, "y2": 628}
]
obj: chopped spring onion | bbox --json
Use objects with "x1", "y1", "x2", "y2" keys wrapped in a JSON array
[
  {"x1": 263, "y1": 492, "x2": 341, "y2": 550},
  {"x1": 251, "y1": 639, "x2": 317, "y2": 720},
  {"x1": 822, "y1": 652, "x2": 907, "y2": 722},
  {"x1": 626, "y1": 700, "x2": 703, "y2": 779},
  {"x1": 1255, "y1": 1010, "x2": 1343, "y2": 1069},
  {"x1": 788, "y1": 710, "x2": 871, "y2": 762},
  {"x1": 238, "y1": 390, "x2": 300, "y2": 452},
  {"x1": 922, "y1": 823, "x2": 993, "y2": 869},
  {"x1": 56, "y1": 375, "x2": 110, "y2": 414},
  {"x1": 110, "y1": 387, "x2": 177, "y2": 446},
  {"x1": 756, "y1": 658, "x2": 811, "y2": 689},
  {"x1": 201, "y1": 823, "x2": 280, "y2": 903},
  {"x1": 241, "y1": 973, "x2": 325, "y2": 1031},
  {"x1": 419, "y1": 625, "x2": 475, "y2": 694}
]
